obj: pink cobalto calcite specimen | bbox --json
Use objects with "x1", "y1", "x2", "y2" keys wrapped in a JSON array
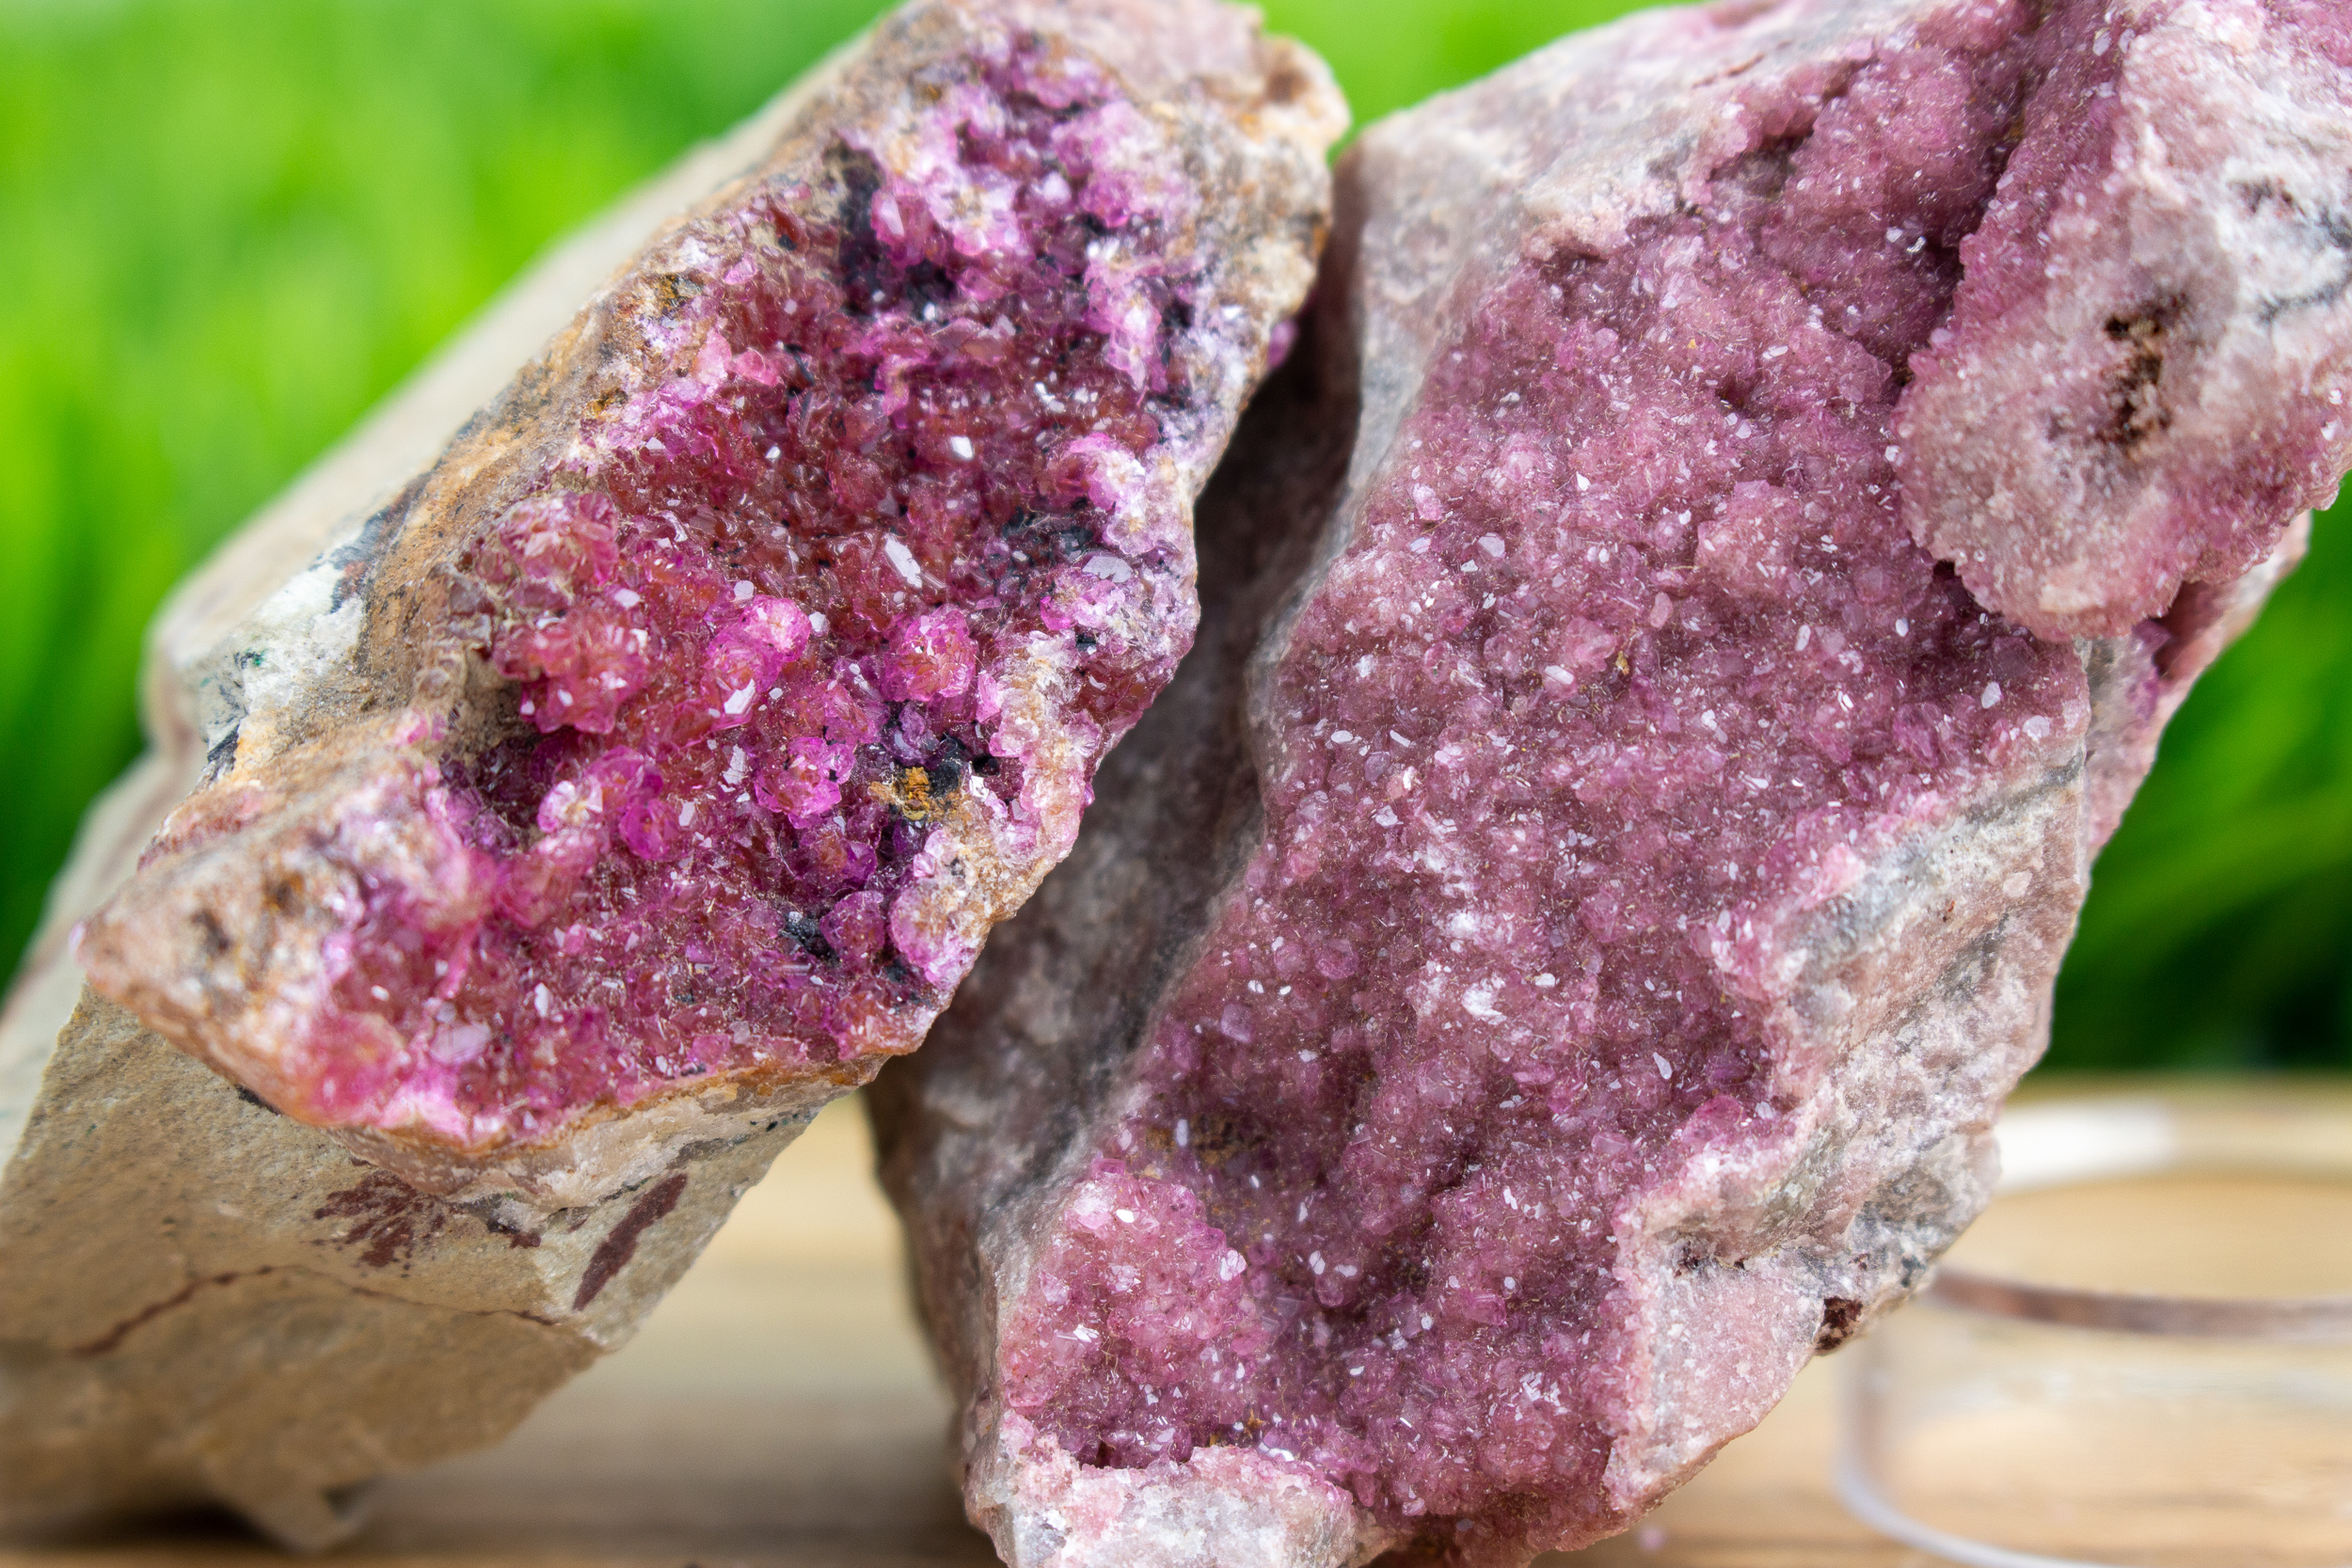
[
  {"x1": 874, "y1": 0, "x2": 2352, "y2": 1562},
  {"x1": 0, "y1": 2, "x2": 1337, "y2": 1540},
  {"x1": 70, "y1": 0, "x2": 1342, "y2": 1203}
]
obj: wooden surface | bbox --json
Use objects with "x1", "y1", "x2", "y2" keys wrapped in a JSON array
[{"x1": 8, "y1": 1085, "x2": 2345, "y2": 1568}]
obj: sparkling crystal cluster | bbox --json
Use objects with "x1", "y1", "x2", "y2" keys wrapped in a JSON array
[
  {"x1": 344, "y1": 42, "x2": 1204, "y2": 1144},
  {"x1": 877, "y1": 2, "x2": 2352, "y2": 1562},
  {"x1": 72, "y1": 0, "x2": 1339, "y2": 1187}
]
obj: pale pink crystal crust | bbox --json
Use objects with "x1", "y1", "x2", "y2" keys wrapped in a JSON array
[
  {"x1": 876, "y1": 1, "x2": 2352, "y2": 1563},
  {"x1": 72, "y1": 0, "x2": 1342, "y2": 1187},
  {"x1": 1006, "y1": 6, "x2": 2073, "y2": 1546},
  {"x1": 1899, "y1": 0, "x2": 2352, "y2": 636}
]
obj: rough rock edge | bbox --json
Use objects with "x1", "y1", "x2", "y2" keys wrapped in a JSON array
[
  {"x1": 58, "y1": 0, "x2": 1342, "y2": 1209},
  {"x1": 0, "y1": 991, "x2": 797, "y2": 1551},
  {"x1": 0, "y1": 42, "x2": 862, "y2": 1555},
  {"x1": 0, "y1": 2, "x2": 1338, "y2": 1542},
  {"x1": 870, "y1": 0, "x2": 2325, "y2": 1560}
]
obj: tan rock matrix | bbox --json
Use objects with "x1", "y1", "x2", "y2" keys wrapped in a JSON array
[
  {"x1": 871, "y1": 0, "x2": 2352, "y2": 1562},
  {"x1": 0, "y1": 0, "x2": 1339, "y2": 1542}
]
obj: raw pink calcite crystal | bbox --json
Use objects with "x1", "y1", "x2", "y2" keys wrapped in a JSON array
[
  {"x1": 871, "y1": 1, "x2": 2352, "y2": 1563},
  {"x1": 1900, "y1": 0, "x2": 2352, "y2": 637},
  {"x1": 67, "y1": 0, "x2": 1341, "y2": 1203}
]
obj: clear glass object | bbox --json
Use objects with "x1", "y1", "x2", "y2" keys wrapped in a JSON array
[{"x1": 1839, "y1": 1089, "x2": 2352, "y2": 1568}]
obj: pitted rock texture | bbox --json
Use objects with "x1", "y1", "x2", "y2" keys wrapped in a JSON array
[
  {"x1": 871, "y1": 1, "x2": 2351, "y2": 1563},
  {"x1": 67, "y1": 0, "x2": 1341, "y2": 1204}
]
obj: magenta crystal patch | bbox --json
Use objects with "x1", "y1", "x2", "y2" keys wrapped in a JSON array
[{"x1": 277, "y1": 33, "x2": 1212, "y2": 1143}]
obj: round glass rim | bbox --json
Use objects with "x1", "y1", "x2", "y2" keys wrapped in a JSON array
[
  {"x1": 1926, "y1": 1087, "x2": 2352, "y2": 1341},
  {"x1": 1836, "y1": 1086, "x2": 2352, "y2": 1568}
]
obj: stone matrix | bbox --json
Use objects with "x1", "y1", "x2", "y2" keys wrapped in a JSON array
[
  {"x1": 872, "y1": 1, "x2": 2352, "y2": 1563},
  {"x1": 0, "y1": 0, "x2": 1338, "y2": 1540}
]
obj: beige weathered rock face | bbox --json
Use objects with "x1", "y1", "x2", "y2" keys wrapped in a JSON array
[
  {"x1": 0, "y1": 0, "x2": 1340, "y2": 1543},
  {"x1": 0, "y1": 992, "x2": 781, "y2": 1548}
]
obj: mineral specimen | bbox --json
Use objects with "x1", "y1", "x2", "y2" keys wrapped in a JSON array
[
  {"x1": 69, "y1": 0, "x2": 1337, "y2": 1203},
  {"x1": 870, "y1": 1, "x2": 2352, "y2": 1562},
  {"x1": 0, "y1": 0, "x2": 1338, "y2": 1541}
]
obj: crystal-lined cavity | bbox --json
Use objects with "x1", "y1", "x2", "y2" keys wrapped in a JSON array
[{"x1": 293, "y1": 34, "x2": 1215, "y2": 1143}]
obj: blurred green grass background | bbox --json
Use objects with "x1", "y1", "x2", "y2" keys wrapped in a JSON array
[{"x1": 2, "y1": 0, "x2": 2345, "y2": 1072}]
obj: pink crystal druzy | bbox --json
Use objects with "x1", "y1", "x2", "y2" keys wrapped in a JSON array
[
  {"x1": 74, "y1": 3, "x2": 1342, "y2": 1164},
  {"x1": 931, "y1": 1, "x2": 2352, "y2": 1561},
  {"x1": 358, "y1": 40, "x2": 1204, "y2": 1141},
  {"x1": 1009, "y1": 8, "x2": 2073, "y2": 1531}
]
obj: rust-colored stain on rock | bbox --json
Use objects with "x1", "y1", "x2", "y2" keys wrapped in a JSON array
[
  {"x1": 573, "y1": 1171, "x2": 689, "y2": 1311},
  {"x1": 313, "y1": 1168, "x2": 451, "y2": 1271}
]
